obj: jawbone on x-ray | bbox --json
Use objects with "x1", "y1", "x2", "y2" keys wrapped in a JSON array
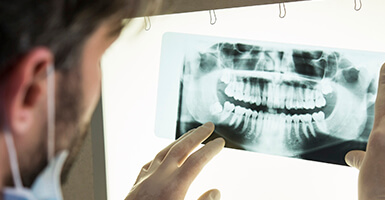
[{"x1": 161, "y1": 33, "x2": 384, "y2": 165}]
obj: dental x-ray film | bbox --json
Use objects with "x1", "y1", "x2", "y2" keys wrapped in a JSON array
[{"x1": 156, "y1": 32, "x2": 385, "y2": 165}]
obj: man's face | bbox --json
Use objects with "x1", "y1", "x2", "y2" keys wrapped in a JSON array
[
  {"x1": 11, "y1": 21, "x2": 121, "y2": 187},
  {"x1": 55, "y1": 22, "x2": 120, "y2": 182}
]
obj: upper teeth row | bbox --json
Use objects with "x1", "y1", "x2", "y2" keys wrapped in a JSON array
[{"x1": 223, "y1": 78, "x2": 326, "y2": 110}]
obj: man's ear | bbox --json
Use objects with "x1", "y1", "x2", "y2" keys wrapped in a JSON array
[{"x1": 1, "y1": 47, "x2": 54, "y2": 135}]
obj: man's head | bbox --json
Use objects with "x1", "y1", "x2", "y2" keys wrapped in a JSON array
[{"x1": 0, "y1": 0, "x2": 156, "y2": 191}]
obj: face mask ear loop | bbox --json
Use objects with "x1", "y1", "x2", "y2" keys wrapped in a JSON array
[
  {"x1": 4, "y1": 125, "x2": 24, "y2": 189},
  {"x1": 46, "y1": 65, "x2": 55, "y2": 162},
  {"x1": 2, "y1": 64, "x2": 56, "y2": 192}
]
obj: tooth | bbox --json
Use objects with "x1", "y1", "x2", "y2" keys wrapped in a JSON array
[
  {"x1": 255, "y1": 111, "x2": 264, "y2": 138},
  {"x1": 261, "y1": 82, "x2": 268, "y2": 106},
  {"x1": 312, "y1": 111, "x2": 328, "y2": 133},
  {"x1": 278, "y1": 113, "x2": 286, "y2": 136},
  {"x1": 235, "y1": 107, "x2": 246, "y2": 128},
  {"x1": 220, "y1": 101, "x2": 235, "y2": 121},
  {"x1": 234, "y1": 81, "x2": 244, "y2": 101},
  {"x1": 250, "y1": 81, "x2": 256, "y2": 103},
  {"x1": 269, "y1": 114, "x2": 279, "y2": 134},
  {"x1": 285, "y1": 99, "x2": 290, "y2": 110},
  {"x1": 241, "y1": 109, "x2": 254, "y2": 132},
  {"x1": 273, "y1": 114, "x2": 281, "y2": 134},
  {"x1": 230, "y1": 81, "x2": 237, "y2": 99},
  {"x1": 243, "y1": 79, "x2": 251, "y2": 102},
  {"x1": 266, "y1": 113, "x2": 274, "y2": 135},
  {"x1": 292, "y1": 114, "x2": 300, "y2": 140},
  {"x1": 252, "y1": 111, "x2": 259, "y2": 130},
  {"x1": 249, "y1": 79, "x2": 255, "y2": 103},
  {"x1": 300, "y1": 115, "x2": 310, "y2": 139},
  {"x1": 267, "y1": 82, "x2": 274, "y2": 108},
  {"x1": 273, "y1": 83, "x2": 281, "y2": 109},
  {"x1": 303, "y1": 89, "x2": 310, "y2": 109},
  {"x1": 239, "y1": 80, "x2": 246, "y2": 101},
  {"x1": 293, "y1": 87, "x2": 301, "y2": 110},
  {"x1": 225, "y1": 82, "x2": 235, "y2": 97},
  {"x1": 229, "y1": 106, "x2": 242, "y2": 127},
  {"x1": 304, "y1": 88, "x2": 315, "y2": 109},
  {"x1": 310, "y1": 89, "x2": 316, "y2": 109},
  {"x1": 279, "y1": 84, "x2": 287, "y2": 109},
  {"x1": 224, "y1": 101, "x2": 235, "y2": 111},
  {"x1": 305, "y1": 114, "x2": 316, "y2": 137},
  {"x1": 312, "y1": 111, "x2": 325, "y2": 120},
  {"x1": 297, "y1": 87, "x2": 305, "y2": 109},
  {"x1": 292, "y1": 99, "x2": 298, "y2": 110},
  {"x1": 263, "y1": 113, "x2": 272, "y2": 135},
  {"x1": 253, "y1": 83, "x2": 262, "y2": 106},
  {"x1": 290, "y1": 86, "x2": 296, "y2": 110},
  {"x1": 264, "y1": 113, "x2": 272, "y2": 133},
  {"x1": 285, "y1": 115, "x2": 293, "y2": 140},
  {"x1": 285, "y1": 86, "x2": 294, "y2": 110},
  {"x1": 307, "y1": 101, "x2": 315, "y2": 109},
  {"x1": 292, "y1": 87, "x2": 297, "y2": 109},
  {"x1": 315, "y1": 90, "x2": 326, "y2": 108},
  {"x1": 210, "y1": 102, "x2": 223, "y2": 115},
  {"x1": 248, "y1": 111, "x2": 258, "y2": 138}
]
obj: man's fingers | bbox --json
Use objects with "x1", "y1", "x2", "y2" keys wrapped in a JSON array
[
  {"x1": 197, "y1": 189, "x2": 221, "y2": 200},
  {"x1": 345, "y1": 150, "x2": 366, "y2": 169},
  {"x1": 162, "y1": 122, "x2": 216, "y2": 166},
  {"x1": 374, "y1": 63, "x2": 385, "y2": 124},
  {"x1": 141, "y1": 161, "x2": 152, "y2": 171},
  {"x1": 134, "y1": 161, "x2": 152, "y2": 184},
  {"x1": 153, "y1": 128, "x2": 196, "y2": 164},
  {"x1": 179, "y1": 137, "x2": 225, "y2": 182}
]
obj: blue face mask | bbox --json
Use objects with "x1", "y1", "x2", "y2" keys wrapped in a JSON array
[
  {"x1": 2, "y1": 151, "x2": 68, "y2": 200},
  {"x1": 2, "y1": 65, "x2": 68, "y2": 200}
]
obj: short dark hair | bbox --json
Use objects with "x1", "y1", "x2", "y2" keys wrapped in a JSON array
[{"x1": 0, "y1": 0, "x2": 149, "y2": 76}]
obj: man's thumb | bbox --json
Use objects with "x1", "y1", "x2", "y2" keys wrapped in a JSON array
[
  {"x1": 197, "y1": 189, "x2": 221, "y2": 200},
  {"x1": 345, "y1": 150, "x2": 366, "y2": 169}
]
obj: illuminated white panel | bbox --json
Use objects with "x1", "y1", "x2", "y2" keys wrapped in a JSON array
[{"x1": 102, "y1": 0, "x2": 385, "y2": 199}]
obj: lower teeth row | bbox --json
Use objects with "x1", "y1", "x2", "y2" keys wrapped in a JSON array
[{"x1": 211, "y1": 101, "x2": 328, "y2": 141}]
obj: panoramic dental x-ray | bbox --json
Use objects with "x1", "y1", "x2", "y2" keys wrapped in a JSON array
[{"x1": 160, "y1": 33, "x2": 383, "y2": 165}]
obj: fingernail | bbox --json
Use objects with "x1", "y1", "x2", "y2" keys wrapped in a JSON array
[
  {"x1": 213, "y1": 137, "x2": 225, "y2": 146},
  {"x1": 203, "y1": 122, "x2": 214, "y2": 128},
  {"x1": 209, "y1": 189, "x2": 220, "y2": 199}
]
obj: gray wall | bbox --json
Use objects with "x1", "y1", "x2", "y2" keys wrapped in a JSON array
[
  {"x1": 62, "y1": 99, "x2": 106, "y2": 200},
  {"x1": 155, "y1": 0, "x2": 305, "y2": 16}
]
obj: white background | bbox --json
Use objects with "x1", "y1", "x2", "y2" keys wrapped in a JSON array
[{"x1": 102, "y1": 0, "x2": 385, "y2": 199}]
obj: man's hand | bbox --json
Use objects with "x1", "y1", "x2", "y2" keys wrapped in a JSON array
[
  {"x1": 345, "y1": 63, "x2": 385, "y2": 200},
  {"x1": 125, "y1": 122, "x2": 225, "y2": 200}
]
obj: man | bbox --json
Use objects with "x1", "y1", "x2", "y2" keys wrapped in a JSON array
[
  {"x1": 0, "y1": 0, "x2": 383, "y2": 200},
  {"x1": 0, "y1": 0, "x2": 224, "y2": 199}
]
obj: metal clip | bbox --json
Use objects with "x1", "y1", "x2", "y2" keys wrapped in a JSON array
[
  {"x1": 144, "y1": 16, "x2": 151, "y2": 31},
  {"x1": 279, "y1": 3, "x2": 286, "y2": 18},
  {"x1": 209, "y1": 10, "x2": 217, "y2": 25},
  {"x1": 354, "y1": 0, "x2": 362, "y2": 11}
]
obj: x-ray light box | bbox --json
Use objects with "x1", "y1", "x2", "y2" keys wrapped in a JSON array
[{"x1": 102, "y1": 0, "x2": 385, "y2": 199}]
